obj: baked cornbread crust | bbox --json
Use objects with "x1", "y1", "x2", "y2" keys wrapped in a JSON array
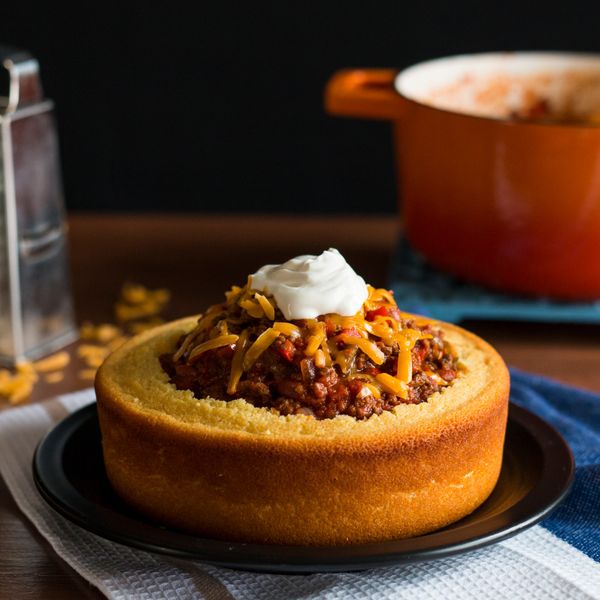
[{"x1": 95, "y1": 316, "x2": 509, "y2": 546}]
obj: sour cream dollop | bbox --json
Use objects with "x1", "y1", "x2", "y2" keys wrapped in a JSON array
[{"x1": 250, "y1": 248, "x2": 369, "y2": 320}]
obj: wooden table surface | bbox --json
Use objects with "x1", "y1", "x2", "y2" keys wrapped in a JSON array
[{"x1": 2, "y1": 213, "x2": 600, "y2": 599}]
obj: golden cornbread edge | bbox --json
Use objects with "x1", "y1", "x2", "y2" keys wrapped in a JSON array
[{"x1": 95, "y1": 315, "x2": 509, "y2": 545}]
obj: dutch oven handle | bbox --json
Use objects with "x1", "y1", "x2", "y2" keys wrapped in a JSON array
[{"x1": 325, "y1": 69, "x2": 406, "y2": 120}]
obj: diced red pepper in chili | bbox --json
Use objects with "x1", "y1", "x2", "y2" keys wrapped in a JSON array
[
  {"x1": 277, "y1": 339, "x2": 296, "y2": 363},
  {"x1": 366, "y1": 306, "x2": 389, "y2": 321}
]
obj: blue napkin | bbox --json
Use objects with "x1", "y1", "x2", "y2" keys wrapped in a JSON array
[{"x1": 510, "y1": 368, "x2": 600, "y2": 561}]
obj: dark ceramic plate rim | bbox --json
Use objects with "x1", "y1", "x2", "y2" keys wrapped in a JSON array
[{"x1": 33, "y1": 402, "x2": 574, "y2": 573}]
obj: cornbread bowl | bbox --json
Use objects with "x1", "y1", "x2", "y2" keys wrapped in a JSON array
[{"x1": 96, "y1": 315, "x2": 509, "y2": 546}]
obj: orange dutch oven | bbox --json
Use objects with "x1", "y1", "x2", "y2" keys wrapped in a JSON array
[{"x1": 325, "y1": 52, "x2": 600, "y2": 300}]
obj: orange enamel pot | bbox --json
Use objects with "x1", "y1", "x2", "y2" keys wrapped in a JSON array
[{"x1": 325, "y1": 53, "x2": 600, "y2": 300}]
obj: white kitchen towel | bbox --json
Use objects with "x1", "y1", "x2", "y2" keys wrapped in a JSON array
[{"x1": 1, "y1": 387, "x2": 599, "y2": 600}]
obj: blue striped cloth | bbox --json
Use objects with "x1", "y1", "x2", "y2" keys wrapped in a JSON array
[{"x1": 510, "y1": 369, "x2": 600, "y2": 562}]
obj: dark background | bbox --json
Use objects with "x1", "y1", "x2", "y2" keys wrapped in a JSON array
[{"x1": 2, "y1": 3, "x2": 599, "y2": 213}]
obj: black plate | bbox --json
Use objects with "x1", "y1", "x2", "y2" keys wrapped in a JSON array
[{"x1": 33, "y1": 403, "x2": 574, "y2": 573}]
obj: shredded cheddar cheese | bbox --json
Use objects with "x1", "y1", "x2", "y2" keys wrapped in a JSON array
[
  {"x1": 338, "y1": 334, "x2": 385, "y2": 365},
  {"x1": 305, "y1": 322, "x2": 326, "y2": 357},
  {"x1": 0, "y1": 363, "x2": 38, "y2": 404},
  {"x1": 396, "y1": 349, "x2": 412, "y2": 383},
  {"x1": 364, "y1": 382, "x2": 381, "y2": 399},
  {"x1": 78, "y1": 369, "x2": 97, "y2": 381},
  {"x1": 255, "y1": 293, "x2": 275, "y2": 320},
  {"x1": 227, "y1": 330, "x2": 250, "y2": 394},
  {"x1": 115, "y1": 283, "x2": 170, "y2": 323},
  {"x1": 376, "y1": 373, "x2": 409, "y2": 398},
  {"x1": 313, "y1": 348, "x2": 327, "y2": 368},
  {"x1": 188, "y1": 334, "x2": 239, "y2": 362},
  {"x1": 335, "y1": 346, "x2": 357, "y2": 374},
  {"x1": 356, "y1": 381, "x2": 382, "y2": 400},
  {"x1": 320, "y1": 337, "x2": 333, "y2": 366},
  {"x1": 44, "y1": 371, "x2": 65, "y2": 384},
  {"x1": 273, "y1": 322, "x2": 301, "y2": 337},
  {"x1": 239, "y1": 299, "x2": 264, "y2": 319},
  {"x1": 242, "y1": 328, "x2": 280, "y2": 371},
  {"x1": 33, "y1": 351, "x2": 70, "y2": 373}
]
